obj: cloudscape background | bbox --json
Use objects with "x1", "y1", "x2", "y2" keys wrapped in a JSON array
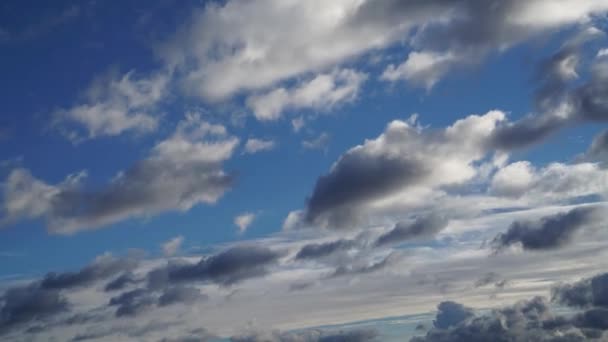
[{"x1": 1, "y1": 0, "x2": 608, "y2": 341}]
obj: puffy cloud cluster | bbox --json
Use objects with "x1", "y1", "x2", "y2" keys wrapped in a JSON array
[
  {"x1": 54, "y1": 70, "x2": 169, "y2": 141},
  {"x1": 302, "y1": 110, "x2": 506, "y2": 228},
  {"x1": 492, "y1": 206, "x2": 601, "y2": 251},
  {"x1": 1, "y1": 113, "x2": 238, "y2": 233}
]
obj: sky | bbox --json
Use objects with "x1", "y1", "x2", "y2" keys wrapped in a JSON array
[{"x1": 2, "y1": 0, "x2": 608, "y2": 341}]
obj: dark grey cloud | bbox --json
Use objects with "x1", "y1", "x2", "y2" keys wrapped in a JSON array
[
  {"x1": 584, "y1": 130, "x2": 608, "y2": 165},
  {"x1": 158, "y1": 286, "x2": 206, "y2": 307},
  {"x1": 414, "y1": 271, "x2": 608, "y2": 341},
  {"x1": 295, "y1": 239, "x2": 357, "y2": 260},
  {"x1": 104, "y1": 272, "x2": 140, "y2": 292},
  {"x1": 492, "y1": 207, "x2": 598, "y2": 251},
  {"x1": 41, "y1": 254, "x2": 139, "y2": 290},
  {"x1": 0, "y1": 284, "x2": 68, "y2": 332},
  {"x1": 413, "y1": 297, "x2": 562, "y2": 342},
  {"x1": 305, "y1": 153, "x2": 428, "y2": 228},
  {"x1": 149, "y1": 245, "x2": 283, "y2": 288},
  {"x1": 375, "y1": 214, "x2": 448, "y2": 246},
  {"x1": 552, "y1": 273, "x2": 608, "y2": 309},
  {"x1": 108, "y1": 288, "x2": 155, "y2": 317},
  {"x1": 489, "y1": 28, "x2": 605, "y2": 151},
  {"x1": 230, "y1": 328, "x2": 378, "y2": 342},
  {"x1": 433, "y1": 301, "x2": 474, "y2": 329}
]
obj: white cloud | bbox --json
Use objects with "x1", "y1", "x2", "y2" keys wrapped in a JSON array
[
  {"x1": 161, "y1": 0, "x2": 608, "y2": 99},
  {"x1": 302, "y1": 133, "x2": 331, "y2": 151},
  {"x1": 491, "y1": 161, "x2": 608, "y2": 202},
  {"x1": 246, "y1": 69, "x2": 367, "y2": 121},
  {"x1": 2, "y1": 113, "x2": 238, "y2": 234},
  {"x1": 162, "y1": 236, "x2": 184, "y2": 257},
  {"x1": 54, "y1": 71, "x2": 169, "y2": 141},
  {"x1": 244, "y1": 138, "x2": 276, "y2": 154},
  {"x1": 234, "y1": 212, "x2": 256, "y2": 234},
  {"x1": 381, "y1": 51, "x2": 460, "y2": 89}
]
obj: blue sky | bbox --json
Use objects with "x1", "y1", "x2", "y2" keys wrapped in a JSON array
[{"x1": 2, "y1": 1, "x2": 608, "y2": 341}]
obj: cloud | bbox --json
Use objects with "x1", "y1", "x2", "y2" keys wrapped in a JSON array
[
  {"x1": 375, "y1": 214, "x2": 448, "y2": 246},
  {"x1": 295, "y1": 239, "x2": 357, "y2": 260},
  {"x1": 490, "y1": 29, "x2": 608, "y2": 151},
  {"x1": 230, "y1": 328, "x2": 378, "y2": 342},
  {"x1": 302, "y1": 132, "x2": 331, "y2": 151},
  {"x1": 433, "y1": 301, "x2": 474, "y2": 329},
  {"x1": 234, "y1": 213, "x2": 256, "y2": 234},
  {"x1": 415, "y1": 271, "x2": 608, "y2": 341},
  {"x1": 583, "y1": 130, "x2": 608, "y2": 165},
  {"x1": 0, "y1": 285, "x2": 68, "y2": 333},
  {"x1": 474, "y1": 272, "x2": 508, "y2": 289},
  {"x1": 148, "y1": 245, "x2": 283, "y2": 287},
  {"x1": 329, "y1": 252, "x2": 399, "y2": 278},
  {"x1": 246, "y1": 69, "x2": 367, "y2": 121},
  {"x1": 54, "y1": 70, "x2": 169, "y2": 141},
  {"x1": 104, "y1": 272, "x2": 139, "y2": 292},
  {"x1": 490, "y1": 161, "x2": 608, "y2": 200},
  {"x1": 303, "y1": 111, "x2": 506, "y2": 228},
  {"x1": 244, "y1": 138, "x2": 276, "y2": 154},
  {"x1": 158, "y1": 286, "x2": 207, "y2": 307},
  {"x1": 162, "y1": 236, "x2": 184, "y2": 257},
  {"x1": 108, "y1": 288, "x2": 155, "y2": 317},
  {"x1": 40, "y1": 253, "x2": 139, "y2": 290},
  {"x1": 492, "y1": 207, "x2": 600, "y2": 251},
  {"x1": 552, "y1": 272, "x2": 608, "y2": 309},
  {"x1": 381, "y1": 51, "x2": 460, "y2": 89},
  {"x1": 2, "y1": 113, "x2": 238, "y2": 234},
  {"x1": 164, "y1": 0, "x2": 608, "y2": 100}
]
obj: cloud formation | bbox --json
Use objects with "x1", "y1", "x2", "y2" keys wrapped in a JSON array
[
  {"x1": 247, "y1": 69, "x2": 367, "y2": 121},
  {"x1": 304, "y1": 111, "x2": 506, "y2": 228},
  {"x1": 375, "y1": 214, "x2": 448, "y2": 246},
  {"x1": 54, "y1": 70, "x2": 169, "y2": 141},
  {"x1": 492, "y1": 207, "x2": 600, "y2": 251},
  {"x1": 2, "y1": 113, "x2": 238, "y2": 233}
]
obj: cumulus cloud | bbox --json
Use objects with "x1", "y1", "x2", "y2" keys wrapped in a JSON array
[
  {"x1": 375, "y1": 214, "x2": 448, "y2": 246},
  {"x1": 246, "y1": 69, "x2": 367, "y2": 121},
  {"x1": 40, "y1": 253, "x2": 139, "y2": 290},
  {"x1": 490, "y1": 30, "x2": 608, "y2": 151},
  {"x1": 433, "y1": 301, "x2": 474, "y2": 329},
  {"x1": 490, "y1": 161, "x2": 608, "y2": 200},
  {"x1": 302, "y1": 132, "x2": 331, "y2": 151},
  {"x1": 381, "y1": 51, "x2": 460, "y2": 89},
  {"x1": 492, "y1": 207, "x2": 600, "y2": 251},
  {"x1": 234, "y1": 212, "x2": 256, "y2": 234},
  {"x1": 164, "y1": 0, "x2": 608, "y2": 100},
  {"x1": 552, "y1": 272, "x2": 608, "y2": 309},
  {"x1": 0, "y1": 285, "x2": 68, "y2": 333},
  {"x1": 158, "y1": 286, "x2": 207, "y2": 307},
  {"x1": 304, "y1": 111, "x2": 506, "y2": 228},
  {"x1": 244, "y1": 138, "x2": 276, "y2": 154},
  {"x1": 162, "y1": 236, "x2": 184, "y2": 257},
  {"x1": 54, "y1": 70, "x2": 169, "y2": 141},
  {"x1": 295, "y1": 239, "x2": 357, "y2": 260},
  {"x1": 0, "y1": 253, "x2": 138, "y2": 332},
  {"x1": 148, "y1": 245, "x2": 283, "y2": 288},
  {"x1": 1, "y1": 113, "x2": 238, "y2": 233}
]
